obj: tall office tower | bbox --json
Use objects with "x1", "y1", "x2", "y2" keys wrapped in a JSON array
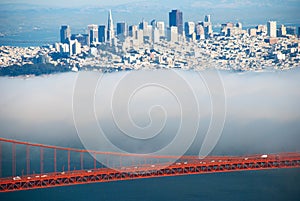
[
  {"x1": 204, "y1": 24, "x2": 212, "y2": 37},
  {"x1": 204, "y1": 15, "x2": 210, "y2": 23},
  {"x1": 156, "y1": 21, "x2": 165, "y2": 37},
  {"x1": 69, "y1": 39, "x2": 81, "y2": 56},
  {"x1": 60, "y1": 25, "x2": 71, "y2": 43},
  {"x1": 117, "y1": 22, "x2": 127, "y2": 38},
  {"x1": 139, "y1": 20, "x2": 151, "y2": 37},
  {"x1": 236, "y1": 22, "x2": 242, "y2": 29},
  {"x1": 88, "y1": 24, "x2": 98, "y2": 45},
  {"x1": 167, "y1": 26, "x2": 178, "y2": 42},
  {"x1": 184, "y1": 22, "x2": 195, "y2": 37},
  {"x1": 150, "y1": 19, "x2": 157, "y2": 27},
  {"x1": 195, "y1": 24, "x2": 205, "y2": 40},
  {"x1": 107, "y1": 10, "x2": 115, "y2": 43},
  {"x1": 267, "y1": 21, "x2": 277, "y2": 38},
  {"x1": 137, "y1": 29, "x2": 144, "y2": 45},
  {"x1": 129, "y1": 25, "x2": 138, "y2": 38},
  {"x1": 152, "y1": 28, "x2": 160, "y2": 43},
  {"x1": 279, "y1": 24, "x2": 286, "y2": 37},
  {"x1": 203, "y1": 15, "x2": 213, "y2": 37},
  {"x1": 169, "y1": 9, "x2": 183, "y2": 35},
  {"x1": 98, "y1": 25, "x2": 106, "y2": 43},
  {"x1": 139, "y1": 20, "x2": 148, "y2": 30}
]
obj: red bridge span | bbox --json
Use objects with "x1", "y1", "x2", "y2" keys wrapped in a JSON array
[{"x1": 0, "y1": 137, "x2": 299, "y2": 192}]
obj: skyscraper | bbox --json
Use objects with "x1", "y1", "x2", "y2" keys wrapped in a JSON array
[
  {"x1": 267, "y1": 21, "x2": 277, "y2": 38},
  {"x1": 156, "y1": 21, "x2": 165, "y2": 37},
  {"x1": 195, "y1": 23, "x2": 205, "y2": 40},
  {"x1": 98, "y1": 25, "x2": 106, "y2": 43},
  {"x1": 184, "y1": 22, "x2": 195, "y2": 37},
  {"x1": 117, "y1": 22, "x2": 127, "y2": 38},
  {"x1": 204, "y1": 15, "x2": 210, "y2": 23},
  {"x1": 150, "y1": 19, "x2": 157, "y2": 27},
  {"x1": 60, "y1": 25, "x2": 71, "y2": 43},
  {"x1": 152, "y1": 28, "x2": 160, "y2": 43},
  {"x1": 129, "y1": 25, "x2": 138, "y2": 38},
  {"x1": 167, "y1": 26, "x2": 178, "y2": 42},
  {"x1": 107, "y1": 10, "x2": 115, "y2": 43},
  {"x1": 279, "y1": 24, "x2": 286, "y2": 37},
  {"x1": 88, "y1": 24, "x2": 98, "y2": 45},
  {"x1": 139, "y1": 20, "x2": 151, "y2": 38},
  {"x1": 169, "y1": 9, "x2": 183, "y2": 35},
  {"x1": 203, "y1": 15, "x2": 213, "y2": 38}
]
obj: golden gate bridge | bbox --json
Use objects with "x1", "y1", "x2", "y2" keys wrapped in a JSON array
[{"x1": 0, "y1": 137, "x2": 299, "y2": 192}]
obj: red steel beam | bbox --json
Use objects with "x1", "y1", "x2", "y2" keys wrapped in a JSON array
[{"x1": 0, "y1": 155, "x2": 299, "y2": 192}]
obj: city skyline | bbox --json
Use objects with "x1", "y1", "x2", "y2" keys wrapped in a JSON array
[
  {"x1": 59, "y1": 8, "x2": 299, "y2": 44},
  {"x1": 1, "y1": 1, "x2": 300, "y2": 28}
]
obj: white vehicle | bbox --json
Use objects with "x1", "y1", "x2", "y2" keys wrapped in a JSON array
[
  {"x1": 261, "y1": 155, "x2": 268, "y2": 158},
  {"x1": 41, "y1": 175, "x2": 48, "y2": 178},
  {"x1": 176, "y1": 162, "x2": 181, "y2": 165},
  {"x1": 183, "y1": 162, "x2": 188, "y2": 165},
  {"x1": 27, "y1": 177, "x2": 31, "y2": 179},
  {"x1": 244, "y1": 158, "x2": 248, "y2": 160},
  {"x1": 86, "y1": 170, "x2": 93, "y2": 173},
  {"x1": 151, "y1": 165, "x2": 155, "y2": 168},
  {"x1": 13, "y1": 176, "x2": 21, "y2": 181}
]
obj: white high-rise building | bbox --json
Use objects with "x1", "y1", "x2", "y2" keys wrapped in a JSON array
[
  {"x1": 152, "y1": 28, "x2": 160, "y2": 43},
  {"x1": 107, "y1": 10, "x2": 115, "y2": 43},
  {"x1": 184, "y1": 22, "x2": 195, "y2": 37},
  {"x1": 156, "y1": 21, "x2": 165, "y2": 37},
  {"x1": 69, "y1": 39, "x2": 81, "y2": 56},
  {"x1": 168, "y1": 26, "x2": 178, "y2": 42},
  {"x1": 129, "y1": 25, "x2": 138, "y2": 38},
  {"x1": 267, "y1": 21, "x2": 277, "y2": 38},
  {"x1": 87, "y1": 24, "x2": 98, "y2": 45},
  {"x1": 137, "y1": 29, "x2": 144, "y2": 45}
]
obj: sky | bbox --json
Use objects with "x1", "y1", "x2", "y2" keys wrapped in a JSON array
[{"x1": 0, "y1": 0, "x2": 299, "y2": 8}]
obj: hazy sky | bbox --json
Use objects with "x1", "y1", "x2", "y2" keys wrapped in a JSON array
[
  {"x1": 1, "y1": 0, "x2": 299, "y2": 26},
  {"x1": 1, "y1": 0, "x2": 299, "y2": 9}
]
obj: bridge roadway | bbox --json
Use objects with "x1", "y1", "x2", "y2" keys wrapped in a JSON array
[{"x1": 1, "y1": 152, "x2": 300, "y2": 192}]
